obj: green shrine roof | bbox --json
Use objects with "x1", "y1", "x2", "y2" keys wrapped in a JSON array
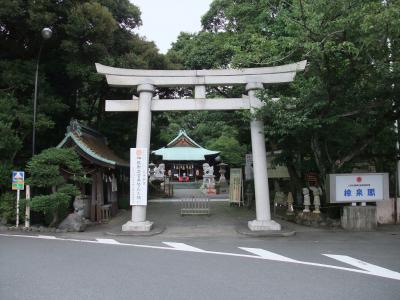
[{"x1": 152, "y1": 130, "x2": 219, "y2": 161}]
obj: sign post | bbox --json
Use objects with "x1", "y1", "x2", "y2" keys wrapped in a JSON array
[
  {"x1": 12, "y1": 171, "x2": 25, "y2": 227},
  {"x1": 25, "y1": 185, "x2": 30, "y2": 228},
  {"x1": 327, "y1": 173, "x2": 389, "y2": 231},
  {"x1": 327, "y1": 173, "x2": 389, "y2": 204}
]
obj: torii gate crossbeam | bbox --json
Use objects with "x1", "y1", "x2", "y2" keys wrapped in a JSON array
[{"x1": 96, "y1": 60, "x2": 306, "y2": 232}]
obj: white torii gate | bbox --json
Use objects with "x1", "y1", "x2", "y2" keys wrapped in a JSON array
[{"x1": 96, "y1": 60, "x2": 307, "y2": 232}]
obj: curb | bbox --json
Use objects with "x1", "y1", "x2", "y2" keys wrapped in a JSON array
[
  {"x1": 236, "y1": 224, "x2": 296, "y2": 237},
  {"x1": 104, "y1": 225, "x2": 166, "y2": 237}
]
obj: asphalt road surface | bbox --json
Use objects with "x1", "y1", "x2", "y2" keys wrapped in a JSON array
[{"x1": 1, "y1": 231, "x2": 400, "y2": 300}]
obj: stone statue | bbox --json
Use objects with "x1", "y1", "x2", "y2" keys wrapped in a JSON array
[
  {"x1": 58, "y1": 195, "x2": 89, "y2": 232},
  {"x1": 286, "y1": 192, "x2": 294, "y2": 215},
  {"x1": 310, "y1": 186, "x2": 322, "y2": 214},
  {"x1": 201, "y1": 163, "x2": 216, "y2": 194},
  {"x1": 154, "y1": 163, "x2": 165, "y2": 178},
  {"x1": 302, "y1": 187, "x2": 311, "y2": 213},
  {"x1": 73, "y1": 195, "x2": 87, "y2": 217},
  {"x1": 202, "y1": 163, "x2": 214, "y2": 176}
]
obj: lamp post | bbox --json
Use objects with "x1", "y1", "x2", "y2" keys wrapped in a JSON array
[{"x1": 32, "y1": 27, "x2": 52, "y2": 156}]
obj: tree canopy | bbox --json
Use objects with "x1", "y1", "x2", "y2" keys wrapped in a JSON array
[
  {"x1": 0, "y1": 0, "x2": 168, "y2": 191},
  {"x1": 167, "y1": 0, "x2": 400, "y2": 192}
]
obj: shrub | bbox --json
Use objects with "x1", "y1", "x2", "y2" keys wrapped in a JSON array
[
  {"x1": 0, "y1": 191, "x2": 25, "y2": 225},
  {"x1": 27, "y1": 148, "x2": 87, "y2": 227}
]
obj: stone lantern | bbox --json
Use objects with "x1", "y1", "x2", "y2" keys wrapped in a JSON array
[{"x1": 218, "y1": 162, "x2": 227, "y2": 183}]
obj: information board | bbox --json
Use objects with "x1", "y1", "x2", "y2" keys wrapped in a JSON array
[
  {"x1": 12, "y1": 171, "x2": 24, "y2": 190},
  {"x1": 327, "y1": 173, "x2": 389, "y2": 203},
  {"x1": 229, "y1": 168, "x2": 243, "y2": 205},
  {"x1": 130, "y1": 148, "x2": 148, "y2": 206}
]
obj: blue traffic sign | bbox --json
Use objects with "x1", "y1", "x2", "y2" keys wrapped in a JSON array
[{"x1": 12, "y1": 171, "x2": 24, "y2": 190}]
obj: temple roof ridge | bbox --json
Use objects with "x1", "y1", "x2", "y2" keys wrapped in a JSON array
[
  {"x1": 152, "y1": 130, "x2": 219, "y2": 161},
  {"x1": 166, "y1": 129, "x2": 203, "y2": 149}
]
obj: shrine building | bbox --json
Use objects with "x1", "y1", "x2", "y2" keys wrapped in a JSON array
[
  {"x1": 57, "y1": 120, "x2": 129, "y2": 222},
  {"x1": 152, "y1": 130, "x2": 220, "y2": 182}
]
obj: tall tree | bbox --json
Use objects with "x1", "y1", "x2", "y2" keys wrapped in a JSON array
[
  {"x1": 0, "y1": 0, "x2": 168, "y2": 190},
  {"x1": 168, "y1": 0, "x2": 400, "y2": 193}
]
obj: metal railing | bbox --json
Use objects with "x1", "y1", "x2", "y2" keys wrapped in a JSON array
[{"x1": 180, "y1": 196, "x2": 210, "y2": 216}]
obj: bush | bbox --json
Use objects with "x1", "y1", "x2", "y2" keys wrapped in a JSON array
[
  {"x1": 0, "y1": 191, "x2": 25, "y2": 225},
  {"x1": 27, "y1": 148, "x2": 87, "y2": 227}
]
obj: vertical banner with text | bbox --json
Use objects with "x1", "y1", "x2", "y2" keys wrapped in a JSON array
[{"x1": 130, "y1": 148, "x2": 148, "y2": 206}]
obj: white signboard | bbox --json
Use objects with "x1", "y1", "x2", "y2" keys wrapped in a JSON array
[
  {"x1": 229, "y1": 168, "x2": 243, "y2": 206},
  {"x1": 130, "y1": 148, "x2": 148, "y2": 206},
  {"x1": 328, "y1": 173, "x2": 389, "y2": 203}
]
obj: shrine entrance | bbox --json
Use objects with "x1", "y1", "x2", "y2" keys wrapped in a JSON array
[{"x1": 96, "y1": 60, "x2": 306, "y2": 232}]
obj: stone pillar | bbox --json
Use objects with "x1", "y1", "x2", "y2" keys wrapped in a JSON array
[
  {"x1": 122, "y1": 83, "x2": 155, "y2": 231},
  {"x1": 246, "y1": 82, "x2": 281, "y2": 231}
]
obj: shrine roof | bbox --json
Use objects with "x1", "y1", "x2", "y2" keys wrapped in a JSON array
[
  {"x1": 152, "y1": 130, "x2": 219, "y2": 161},
  {"x1": 57, "y1": 120, "x2": 129, "y2": 168}
]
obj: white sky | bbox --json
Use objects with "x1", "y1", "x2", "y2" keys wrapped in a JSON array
[{"x1": 131, "y1": 0, "x2": 213, "y2": 54}]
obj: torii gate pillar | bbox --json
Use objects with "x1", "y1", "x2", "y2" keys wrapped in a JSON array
[
  {"x1": 247, "y1": 83, "x2": 281, "y2": 231},
  {"x1": 122, "y1": 84, "x2": 155, "y2": 232}
]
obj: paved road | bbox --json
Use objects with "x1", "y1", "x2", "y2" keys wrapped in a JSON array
[{"x1": 1, "y1": 230, "x2": 400, "y2": 300}]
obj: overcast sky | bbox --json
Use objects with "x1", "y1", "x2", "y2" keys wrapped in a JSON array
[{"x1": 131, "y1": 0, "x2": 213, "y2": 54}]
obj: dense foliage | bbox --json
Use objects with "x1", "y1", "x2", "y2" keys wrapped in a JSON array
[
  {"x1": 167, "y1": 0, "x2": 400, "y2": 193},
  {"x1": 27, "y1": 148, "x2": 87, "y2": 227},
  {"x1": 0, "y1": 0, "x2": 168, "y2": 192}
]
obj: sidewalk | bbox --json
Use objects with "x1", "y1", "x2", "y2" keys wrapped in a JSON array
[
  {"x1": 82, "y1": 201, "x2": 328, "y2": 238},
  {"x1": 3, "y1": 197, "x2": 399, "y2": 239}
]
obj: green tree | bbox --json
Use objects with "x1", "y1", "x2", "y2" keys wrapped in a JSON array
[
  {"x1": 168, "y1": 0, "x2": 400, "y2": 194},
  {"x1": 206, "y1": 134, "x2": 247, "y2": 166},
  {"x1": 0, "y1": 0, "x2": 169, "y2": 190},
  {"x1": 27, "y1": 148, "x2": 87, "y2": 227}
]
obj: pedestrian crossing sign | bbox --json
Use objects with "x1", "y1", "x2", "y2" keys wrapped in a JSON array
[{"x1": 12, "y1": 171, "x2": 24, "y2": 190}]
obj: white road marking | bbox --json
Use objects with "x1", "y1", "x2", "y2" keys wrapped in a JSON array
[
  {"x1": 239, "y1": 247, "x2": 297, "y2": 262},
  {"x1": 37, "y1": 235, "x2": 57, "y2": 239},
  {"x1": 1, "y1": 233, "x2": 400, "y2": 281},
  {"x1": 163, "y1": 242, "x2": 206, "y2": 252},
  {"x1": 324, "y1": 254, "x2": 400, "y2": 281},
  {"x1": 96, "y1": 238, "x2": 121, "y2": 245}
]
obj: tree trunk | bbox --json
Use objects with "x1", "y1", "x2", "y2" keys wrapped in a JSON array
[
  {"x1": 49, "y1": 185, "x2": 58, "y2": 227},
  {"x1": 311, "y1": 133, "x2": 327, "y2": 190},
  {"x1": 286, "y1": 159, "x2": 303, "y2": 205}
]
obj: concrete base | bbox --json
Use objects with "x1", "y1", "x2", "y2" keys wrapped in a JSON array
[
  {"x1": 341, "y1": 206, "x2": 376, "y2": 231},
  {"x1": 376, "y1": 199, "x2": 395, "y2": 224},
  {"x1": 122, "y1": 220, "x2": 153, "y2": 232},
  {"x1": 238, "y1": 222, "x2": 294, "y2": 237},
  {"x1": 248, "y1": 219, "x2": 281, "y2": 231}
]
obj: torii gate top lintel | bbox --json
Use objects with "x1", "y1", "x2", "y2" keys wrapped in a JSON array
[
  {"x1": 96, "y1": 60, "x2": 307, "y2": 112},
  {"x1": 95, "y1": 60, "x2": 307, "y2": 88}
]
